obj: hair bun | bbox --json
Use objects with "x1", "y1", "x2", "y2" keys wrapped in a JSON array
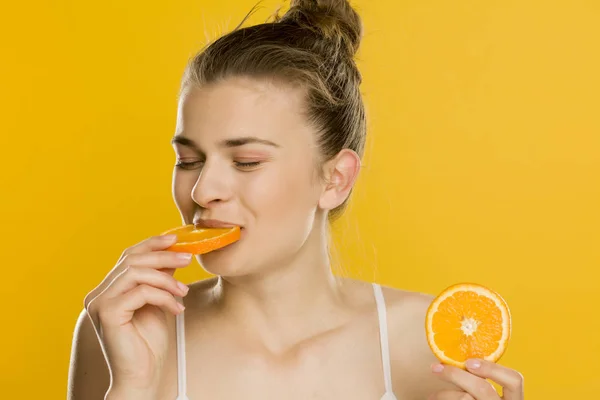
[{"x1": 277, "y1": 0, "x2": 363, "y2": 59}]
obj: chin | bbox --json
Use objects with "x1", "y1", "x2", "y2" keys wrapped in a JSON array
[{"x1": 197, "y1": 240, "x2": 250, "y2": 277}]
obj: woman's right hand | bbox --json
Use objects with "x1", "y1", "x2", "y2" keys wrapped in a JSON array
[{"x1": 83, "y1": 234, "x2": 193, "y2": 395}]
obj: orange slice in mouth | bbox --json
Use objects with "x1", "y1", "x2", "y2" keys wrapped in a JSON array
[
  {"x1": 160, "y1": 224, "x2": 241, "y2": 254},
  {"x1": 425, "y1": 283, "x2": 512, "y2": 369}
]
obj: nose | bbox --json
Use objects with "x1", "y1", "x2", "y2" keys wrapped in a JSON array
[{"x1": 191, "y1": 161, "x2": 231, "y2": 208}]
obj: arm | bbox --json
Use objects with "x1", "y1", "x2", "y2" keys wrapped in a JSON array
[
  {"x1": 67, "y1": 309, "x2": 110, "y2": 400},
  {"x1": 385, "y1": 290, "x2": 464, "y2": 399}
]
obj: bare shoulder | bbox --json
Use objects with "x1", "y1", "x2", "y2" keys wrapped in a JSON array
[
  {"x1": 378, "y1": 284, "x2": 433, "y2": 319},
  {"x1": 67, "y1": 308, "x2": 110, "y2": 400},
  {"x1": 378, "y1": 285, "x2": 461, "y2": 399}
]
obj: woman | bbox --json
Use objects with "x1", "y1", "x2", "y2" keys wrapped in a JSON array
[{"x1": 68, "y1": 1, "x2": 524, "y2": 399}]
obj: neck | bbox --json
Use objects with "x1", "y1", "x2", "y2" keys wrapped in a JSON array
[{"x1": 212, "y1": 222, "x2": 351, "y2": 353}]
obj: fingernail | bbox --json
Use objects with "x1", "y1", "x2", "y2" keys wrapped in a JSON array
[
  {"x1": 177, "y1": 303, "x2": 185, "y2": 312},
  {"x1": 177, "y1": 252, "x2": 192, "y2": 260},
  {"x1": 466, "y1": 359, "x2": 481, "y2": 369},
  {"x1": 161, "y1": 234, "x2": 177, "y2": 241},
  {"x1": 177, "y1": 281, "x2": 189, "y2": 295},
  {"x1": 431, "y1": 364, "x2": 444, "y2": 373}
]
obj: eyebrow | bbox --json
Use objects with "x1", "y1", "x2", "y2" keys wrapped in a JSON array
[{"x1": 170, "y1": 135, "x2": 280, "y2": 150}]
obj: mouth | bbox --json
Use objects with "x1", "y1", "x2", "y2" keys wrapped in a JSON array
[
  {"x1": 191, "y1": 219, "x2": 245, "y2": 253},
  {"x1": 193, "y1": 219, "x2": 242, "y2": 229}
]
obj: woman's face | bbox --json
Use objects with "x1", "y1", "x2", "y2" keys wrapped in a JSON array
[{"x1": 171, "y1": 77, "x2": 326, "y2": 276}]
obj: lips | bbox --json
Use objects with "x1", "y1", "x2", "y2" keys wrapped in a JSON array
[{"x1": 193, "y1": 219, "x2": 241, "y2": 229}]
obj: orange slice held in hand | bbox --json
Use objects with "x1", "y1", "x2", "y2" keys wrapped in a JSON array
[
  {"x1": 425, "y1": 283, "x2": 511, "y2": 369},
  {"x1": 160, "y1": 224, "x2": 241, "y2": 254}
]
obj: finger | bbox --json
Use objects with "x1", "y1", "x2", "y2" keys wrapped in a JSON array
[
  {"x1": 464, "y1": 359, "x2": 524, "y2": 400},
  {"x1": 119, "y1": 250, "x2": 194, "y2": 276},
  {"x1": 118, "y1": 234, "x2": 179, "y2": 260},
  {"x1": 84, "y1": 235, "x2": 179, "y2": 309},
  {"x1": 87, "y1": 266, "x2": 188, "y2": 320},
  {"x1": 85, "y1": 249, "x2": 192, "y2": 313},
  {"x1": 106, "y1": 266, "x2": 189, "y2": 299},
  {"x1": 432, "y1": 364, "x2": 500, "y2": 400},
  {"x1": 99, "y1": 284, "x2": 184, "y2": 328},
  {"x1": 429, "y1": 390, "x2": 475, "y2": 400},
  {"x1": 118, "y1": 235, "x2": 193, "y2": 274}
]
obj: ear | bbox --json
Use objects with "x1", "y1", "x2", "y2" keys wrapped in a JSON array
[{"x1": 318, "y1": 149, "x2": 361, "y2": 211}]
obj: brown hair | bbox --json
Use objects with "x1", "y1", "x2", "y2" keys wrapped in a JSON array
[{"x1": 180, "y1": 0, "x2": 366, "y2": 221}]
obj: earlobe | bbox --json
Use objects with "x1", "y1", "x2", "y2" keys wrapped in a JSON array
[{"x1": 318, "y1": 149, "x2": 361, "y2": 211}]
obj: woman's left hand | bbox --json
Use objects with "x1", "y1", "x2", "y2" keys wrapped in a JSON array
[{"x1": 429, "y1": 359, "x2": 524, "y2": 400}]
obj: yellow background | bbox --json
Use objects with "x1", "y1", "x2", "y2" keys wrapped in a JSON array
[{"x1": 1, "y1": 0, "x2": 598, "y2": 398}]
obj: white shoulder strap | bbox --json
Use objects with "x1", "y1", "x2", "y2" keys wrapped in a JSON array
[
  {"x1": 175, "y1": 296, "x2": 189, "y2": 400},
  {"x1": 372, "y1": 283, "x2": 394, "y2": 393}
]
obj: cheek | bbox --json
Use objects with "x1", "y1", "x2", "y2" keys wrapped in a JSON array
[
  {"x1": 172, "y1": 170, "x2": 197, "y2": 214},
  {"x1": 243, "y1": 162, "x2": 319, "y2": 223}
]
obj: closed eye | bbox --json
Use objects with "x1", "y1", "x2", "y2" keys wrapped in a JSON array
[
  {"x1": 234, "y1": 161, "x2": 261, "y2": 170},
  {"x1": 175, "y1": 160, "x2": 204, "y2": 170},
  {"x1": 235, "y1": 161, "x2": 260, "y2": 167}
]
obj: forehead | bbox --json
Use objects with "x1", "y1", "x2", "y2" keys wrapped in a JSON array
[{"x1": 176, "y1": 77, "x2": 313, "y2": 144}]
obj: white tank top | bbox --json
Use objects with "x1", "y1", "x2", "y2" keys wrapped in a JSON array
[{"x1": 174, "y1": 283, "x2": 398, "y2": 400}]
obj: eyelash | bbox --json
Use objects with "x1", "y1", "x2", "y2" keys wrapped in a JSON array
[
  {"x1": 234, "y1": 161, "x2": 261, "y2": 169},
  {"x1": 175, "y1": 161, "x2": 203, "y2": 170},
  {"x1": 174, "y1": 160, "x2": 261, "y2": 170}
]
